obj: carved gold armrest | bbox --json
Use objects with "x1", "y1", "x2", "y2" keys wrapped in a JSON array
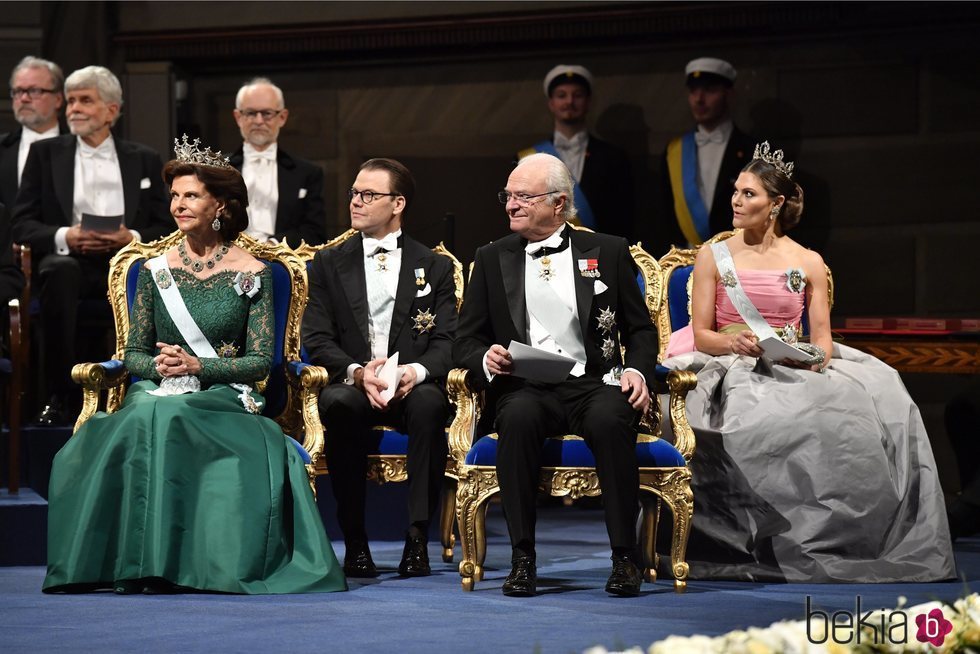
[
  {"x1": 70, "y1": 360, "x2": 129, "y2": 434},
  {"x1": 447, "y1": 367, "x2": 481, "y2": 464},
  {"x1": 665, "y1": 369, "x2": 698, "y2": 462},
  {"x1": 284, "y1": 361, "x2": 329, "y2": 471}
]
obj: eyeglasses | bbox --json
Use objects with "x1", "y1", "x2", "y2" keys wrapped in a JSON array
[
  {"x1": 237, "y1": 109, "x2": 282, "y2": 121},
  {"x1": 348, "y1": 189, "x2": 399, "y2": 204},
  {"x1": 10, "y1": 87, "x2": 57, "y2": 99},
  {"x1": 497, "y1": 190, "x2": 558, "y2": 206}
]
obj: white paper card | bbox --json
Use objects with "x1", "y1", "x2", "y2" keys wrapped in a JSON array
[
  {"x1": 378, "y1": 351, "x2": 400, "y2": 402},
  {"x1": 757, "y1": 337, "x2": 811, "y2": 363},
  {"x1": 507, "y1": 340, "x2": 576, "y2": 383}
]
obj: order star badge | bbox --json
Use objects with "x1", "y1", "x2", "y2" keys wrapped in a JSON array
[
  {"x1": 597, "y1": 306, "x2": 616, "y2": 334},
  {"x1": 154, "y1": 268, "x2": 173, "y2": 289},
  {"x1": 601, "y1": 337, "x2": 616, "y2": 361},
  {"x1": 412, "y1": 308, "x2": 436, "y2": 334}
]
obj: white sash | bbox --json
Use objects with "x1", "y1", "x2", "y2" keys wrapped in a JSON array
[
  {"x1": 709, "y1": 241, "x2": 780, "y2": 341},
  {"x1": 146, "y1": 255, "x2": 218, "y2": 358}
]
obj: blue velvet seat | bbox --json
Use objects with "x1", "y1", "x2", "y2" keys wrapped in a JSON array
[
  {"x1": 293, "y1": 229, "x2": 466, "y2": 562},
  {"x1": 447, "y1": 234, "x2": 698, "y2": 592},
  {"x1": 72, "y1": 232, "x2": 320, "y2": 479}
]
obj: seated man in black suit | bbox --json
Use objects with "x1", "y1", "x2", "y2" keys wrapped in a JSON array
[
  {"x1": 229, "y1": 77, "x2": 327, "y2": 246},
  {"x1": 302, "y1": 158, "x2": 458, "y2": 577},
  {"x1": 12, "y1": 65, "x2": 172, "y2": 425},
  {"x1": 453, "y1": 152, "x2": 657, "y2": 597}
]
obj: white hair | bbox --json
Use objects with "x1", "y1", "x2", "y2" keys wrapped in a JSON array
[
  {"x1": 235, "y1": 77, "x2": 285, "y2": 109},
  {"x1": 515, "y1": 152, "x2": 577, "y2": 221},
  {"x1": 64, "y1": 66, "x2": 123, "y2": 124}
]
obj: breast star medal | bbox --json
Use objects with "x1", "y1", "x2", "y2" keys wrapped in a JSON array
[
  {"x1": 412, "y1": 308, "x2": 436, "y2": 334},
  {"x1": 539, "y1": 256, "x2": 555, "y2": 281},
  {"x1": 597, "y1": 306, "x2": 616, "y2": 334},
  {"x1": 217, "y1": 341, "x2": 238, "y2": 358},
  {"x1": 601, "y1": 337, "x2": 617, "y2": 361}
]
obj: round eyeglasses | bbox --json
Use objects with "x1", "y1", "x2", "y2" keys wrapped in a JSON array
[
  {"x1": 348, "y1": 189, "x2": 399, "y2": 204},
  {"x1": 497, "y1": 190, "x2": 558, "y2": 206}
]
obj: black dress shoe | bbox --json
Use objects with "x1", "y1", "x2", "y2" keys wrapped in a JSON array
[
  {"x1": 398, "y1": 533, "x2": 431, "y2": 577},
  {"x1": 343, "y1": 541, "x2": 378, "y2": 578},
  {"x1": 501, "y1": 556, "x2": 536, "y2": 597},
  {"x1": 113, "y1": 580, "x2": 141, "y2": 595},
  {"x1": 605, "y1": 555, "x2": 643, "y2": 597}
]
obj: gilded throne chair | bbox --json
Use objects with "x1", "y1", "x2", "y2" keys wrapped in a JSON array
[
  {"x1": 71, "y1": 232, "x2": 323, "y2": 483},
  {"x1": 446, "y1": 241, "x2": 698, "y2": 592},
  {"x1": 293, "y1": 229, "x2": 466, "y2": 562}
]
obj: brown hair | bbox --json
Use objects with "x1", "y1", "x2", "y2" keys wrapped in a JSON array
[
  {"x1": 162, "y1": 160, "x2": 250, "y2": 241},
  {"x1": 359, "y1": 158, "x2": 415, "y2": 216},
  {"x1": 741, "y1": 158, "x2": 804, "y2": 232}
]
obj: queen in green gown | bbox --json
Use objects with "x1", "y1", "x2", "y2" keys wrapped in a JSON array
[{"x1": 43, "y1": 146, "x2": 346, "y2": 594}]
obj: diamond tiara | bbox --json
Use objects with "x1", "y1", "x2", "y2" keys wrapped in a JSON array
[
  {"x1": 173, "y1": 133, "x2": 233, "y2": 170},
  {"x1": 752, "y1": 141, "x2": 794, "y2": 179}
]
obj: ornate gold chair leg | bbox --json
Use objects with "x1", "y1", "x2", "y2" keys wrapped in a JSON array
[
  {"x1": 639, "y1": 491, "x2": 660, "y2": 583},
  {"x1": 456, "y1": 471, "x2": 482, "y2": 591},
  {"x1": 441, "y1": 478, "x2": 457, "y2": 562},
  {"x1": 665, "y1": 478, "x2": 693, "y2": 593},
  {"x1": 475, "y1": 499, "x2": 492, "y2": 582}
]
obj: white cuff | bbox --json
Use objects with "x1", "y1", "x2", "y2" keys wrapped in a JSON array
[
  {"x1": 481, "y1": 350, "x2": 495, "y2": 382},
  {"x1": 344, "y1": 363, "x2": 362, "y2": 385},
  {"x1": 407, "y1": 362, "x2": 428, "y2": 384},
  {"x1": 54, "y1": 227, "x2": 70, "y2": 255},
  {"x1": 624, "y1": 367, "x2": 646, "y2": 386},
  {"x1": 129, "y1": 229, "x2": 142, "y2": 243}
]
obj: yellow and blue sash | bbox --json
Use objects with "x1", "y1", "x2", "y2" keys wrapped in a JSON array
[
  {"x1": 666, "y1": 132, "x2": 710, "y2": 245},
  {"x1": 518, "y1": 140, "x2": 596, "y2": 229}
]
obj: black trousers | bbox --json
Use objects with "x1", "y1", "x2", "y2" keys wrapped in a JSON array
[
  {"x1": 318, "y1": 382, "x2": 449, "y2": 544},
  {"x1": 494, "y1": 376, "x2": 641, "y2": 558},
  {"x1": 37, "y1": 253, "x2": 112, "y2": 396}
]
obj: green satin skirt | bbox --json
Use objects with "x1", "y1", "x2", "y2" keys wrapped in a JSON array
[{"x1": 43, "y1": 381, "x2": 346, "y2": 594}]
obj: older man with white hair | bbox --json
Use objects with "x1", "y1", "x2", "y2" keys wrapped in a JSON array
[
  {"x1": 453, "y1": 152, "x2": 658, "y2": 597},
  {"x1": 12, "y1": 65, "x2": 171, "y2": 425},
  {"x1": 228, "y1": 77, "x2": 327, "y2": 246}
]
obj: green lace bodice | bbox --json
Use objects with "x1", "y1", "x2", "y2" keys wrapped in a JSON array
[{"x1": 123, "y1": 265, "x2": 274, "y2": 386}]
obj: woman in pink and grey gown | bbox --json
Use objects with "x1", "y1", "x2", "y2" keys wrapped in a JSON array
[{"x1": 661, "y1": 143, "x2": 954, "y2": 583}]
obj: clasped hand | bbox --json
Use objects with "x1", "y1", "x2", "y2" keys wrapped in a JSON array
[
  {"x1": 355, "y1": 357, "x2": 417, "y2": 410},
  {"x1": 154, "y1": 342, "x2": 202, "y2": 378},
  {"x1": 66, "y1": 225, "x2": 133, "y2": 255}
]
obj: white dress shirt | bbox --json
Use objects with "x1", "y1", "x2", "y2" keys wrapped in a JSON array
[
  {"x1": 17, "y1": 124, "x2": 59, "y2": 185},
  {"x1": 695, "y1": 119, "x2": 733, "y2": 213},
  {"x1": 553, "y1": 130, "x2": 588, "y2": 183},
  {"x1": 524, "y1": 227, "x2": 586, "y2": 377},
  {"x1": 241, "y1": 142, "x2": 279, "y2": 242},
  {"x1": 345, "y1": 229, "x2": 428, "y2": 386},
  {"x1": 54, "y1": 135, "x2": 127, "y2": 255}
]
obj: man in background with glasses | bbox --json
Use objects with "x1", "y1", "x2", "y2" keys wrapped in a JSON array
[
  {"x1": 454, "y1": 153, "x2": 657, "y2": 597},
  {"x1": 1, "y1": 56, "x2": 67, "y2": 216},
  {"x1": 12, "y1": 65, "x2": 171, "y2": 426},
  {"x1": 302, "y1": 158, "x2": 458, "y2": 579},
  {"x1": 229, "y1": 77, "x2": 326, "y2": 246}
]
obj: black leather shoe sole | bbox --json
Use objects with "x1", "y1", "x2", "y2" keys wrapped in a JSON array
[
  {"x1": 605, "y1": 579, "x2": 641, "y2": 597},
  {"x1": 501, "y1": 582, "x2": 536, "y2": 597},
  {"x1": 343, "y1": 564, "x2": 379, "y2": 579}
]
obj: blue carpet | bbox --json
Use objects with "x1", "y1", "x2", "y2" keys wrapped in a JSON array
[{"x1": 2, "y1": 505, "x2": 976, "y2": 653}]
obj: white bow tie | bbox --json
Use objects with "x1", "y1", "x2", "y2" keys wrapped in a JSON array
[
  {"x1": 694, "y1": 131, "x2": 725, "y2": 146},
  {"x1": 525, "y1": 230, "x2": 565, "y2": 256},
  {"x1": 363, "y1": 233, "x2": 399, "y2": 256},
  {"x1": 554, "y1": 132, "x2": 587, "y2": 153},
  {"x1": 80, "y1": 145, "x2": 113, "y2": 160},
  {"x1": 249, "y1": 149, "x2": 276, "y2": 163}
]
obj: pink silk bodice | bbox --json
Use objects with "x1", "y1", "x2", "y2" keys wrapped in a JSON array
[{"x1": 665, "y1": 269, "x2": 805, "y2": 358}]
